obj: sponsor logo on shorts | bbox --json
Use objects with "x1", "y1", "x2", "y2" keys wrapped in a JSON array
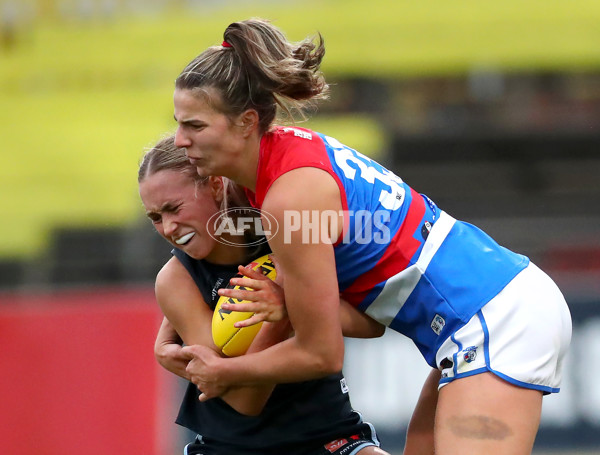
[
  {"x1": 431, "y1": 314, "x2": 445, "y2": 335},
  {"x1": 325, "y1": 438, "x2": 348, "y2": 453},
  {"x1": 324, "y1": 434, "x2": 364, "y2": 454},
  {"x1": 463, "y1": 346, "x2": 478, "y2": 363}
]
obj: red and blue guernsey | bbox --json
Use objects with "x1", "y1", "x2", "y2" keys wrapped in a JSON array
[{"x1": 246, "y1": 126, "x2": 529, "y2": 367}]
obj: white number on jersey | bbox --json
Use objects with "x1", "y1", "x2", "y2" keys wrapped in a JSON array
[{"x1": 324, "y1": 135, "x2": 406, "y2": 210}]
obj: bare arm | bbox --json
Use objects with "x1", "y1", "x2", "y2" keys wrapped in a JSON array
[
  {"x1": 155, "y1": 257, "x2": 284, "y2": 415},
  {"x1": 182, "y1": 168, "x2": 347, "y2": 397},
  {"x1": 154, "y1": 316, "x2": 190, "y2": 380},
  {"x1": 219, "y1": 260, "x2": 385, "y2": 339},
  {"x1": 339, "y1": 299, "x2": 385, "y2": 339}
]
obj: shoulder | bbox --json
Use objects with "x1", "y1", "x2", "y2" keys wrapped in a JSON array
[
  {"x1": 265, "y1": 125, "x2": 323, "y2": 146},
  {"x1": 262, "y1": 126, "x2": 329, "y2": 165},
  {"x1": 262, "y1": 167, "x2": 345, "y2": 248},
  {"x1": 256, "y1": 127, "x2": 337, "y2": 206},
  {"x1": 155, "y1": 256, "x2": 196, "y2": 302},
  {"x1": 156, "y1": 256, "x2": 186, "y2": 286},
  {"x1": 154, "y1": 255, "x2": 212, "y2": 333},
  {"x1": 265, "y1": 167, "x2": 340, "y2": 210}
]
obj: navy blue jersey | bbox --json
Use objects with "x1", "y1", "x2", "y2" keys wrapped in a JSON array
[{"x1": 171, "y1": 248, "x2": 370, "y2": 453}]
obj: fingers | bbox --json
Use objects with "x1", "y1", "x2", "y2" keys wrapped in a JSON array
[
  {"x1": 230, "y1": 275, "x2": 262, "y2": 289},
  {"x1": 180, "y1": 345, "x2": 200, "y2": 360},
  {"x1": 234, "y1": 313, "x2": 266, "y2": 328},
  {"x1": 198, "y1": 388, "x2": 227, "y2": 401},
  {"x1": 220, "y1": 302, "x2": 260, "y2": 313},
  {"x1": 220, "y1": 275, "x2": 281, "y2": 299},
  {"x1": 171, "y1": 346, "x2": 192, "y2": 361},
  {"x1": 218, "y1": 287, "x2": 261, "y2": 302},
  {"x1": 238, "y1": 265, "x2": 270, "y2": 281}
]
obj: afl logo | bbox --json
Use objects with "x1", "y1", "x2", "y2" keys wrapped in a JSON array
[
  {"x1": 207, "y1": 208, "x2": 279, "y2": 247},
  {"x1": 463, "y1": 346, "x2": 477, "y2": 363}
]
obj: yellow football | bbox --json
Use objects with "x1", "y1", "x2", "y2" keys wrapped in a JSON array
[{"x1": 212, "y1": 254, "x2": 277, "y2": 357}]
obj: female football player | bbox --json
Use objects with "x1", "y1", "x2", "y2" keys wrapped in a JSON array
[
  {"x1": 173, "y1": 18, "x2": 572, "y2": 455},
  {"x1": 139, "y1": 134, "x2": 389, "y2": 455}
]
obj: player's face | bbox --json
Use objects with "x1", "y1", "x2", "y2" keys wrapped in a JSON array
[
  {"x1": 139, "y1": 170, "x2": 224, "y2": 262},
  {"x1": 173, "y1": 88, "x2": 245, "y2": 179}
]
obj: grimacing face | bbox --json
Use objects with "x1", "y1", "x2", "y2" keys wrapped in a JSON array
[
  {"x1": 173, "y1": 88, "x2": 247, "y2": 180},
  {"x1": 139, "y1": 169, "x2": 223, "y2": 262}
]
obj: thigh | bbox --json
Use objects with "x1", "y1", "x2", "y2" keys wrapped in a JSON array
[
  {"x1": 403, "y1": 369, "x2": 440, "y2": 455},
  {"x1": 435, "y1": 372, "x2": 542, "y2": 455},
  {"x1": 355, "y1": 448, "x2": 390, "y2": 455}
]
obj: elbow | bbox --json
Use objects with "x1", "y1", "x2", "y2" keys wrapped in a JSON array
[
  {"x1": 325, "y1": 356, "x2": 344, "y2": 375},
  {"x1": 327, "y1": 355, "x2": 344, "y2": 375},
  {"x1": 373, "y1": 324, "x2": 386, "y2": 338},
  {"x1": 154, "y1": 345, "x2": 168, "y2": 369},
  {"x1": 312, "y1": 343, "x2": 344, "y2": 376},
  {"x1": 311, "y1": 357, "x2": 343, "y2": 377},
  {"x1": 294, "y1": 324, "x2": 345, "y2": 377}
]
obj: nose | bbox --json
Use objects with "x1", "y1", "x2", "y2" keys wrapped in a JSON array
[
  {"x1": 174, "y1": 126, "x2": 191, "y2": 148},
  {"x1": 162, "y1": 214, "x2": 178, "y2": 238}
]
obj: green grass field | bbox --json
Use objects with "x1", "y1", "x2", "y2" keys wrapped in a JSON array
[{"x1": 1, "y1": 0, "x2": 599, "y2": 259}]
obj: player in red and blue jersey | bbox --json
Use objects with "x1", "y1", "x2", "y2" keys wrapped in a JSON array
[
  {"x1": 245, "y1": 126, "x2": 533, "y2": 370},
  {"x1": 173, "y1": 18, "x2": 572, "y2": 455}
]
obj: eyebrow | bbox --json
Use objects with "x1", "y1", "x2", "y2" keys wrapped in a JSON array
[
  {"x1": 146, "y1": 201, "x2": 180, "y2": 217},
  {"x1": 174, "y1": 114, "x2": 204, "y2": 127}
]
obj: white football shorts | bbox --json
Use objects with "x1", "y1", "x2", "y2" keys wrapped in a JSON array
[{"x1": 436, "y1": 262, "x2": 572, "y2": 394}]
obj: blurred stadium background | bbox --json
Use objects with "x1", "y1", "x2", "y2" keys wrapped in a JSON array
[{"x1": 1, "y1": 1, "x2": 599, "y2": 454}]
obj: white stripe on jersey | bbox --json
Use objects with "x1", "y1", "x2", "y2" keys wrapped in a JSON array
[{"x1": 365, "y1": 211, "x2": 456, "y2": 325}]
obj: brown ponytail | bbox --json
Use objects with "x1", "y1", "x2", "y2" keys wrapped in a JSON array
[{"x1": 176, "y1": 18, "x2": 329, "y2": 134}]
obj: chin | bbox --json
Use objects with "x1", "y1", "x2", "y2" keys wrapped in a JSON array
[
  {"x1": 194, "y1": 164, "x2": 211, "y2": 178},
  {"x1": 186, "y1": 244, "x2": 210, "y2": 261}
]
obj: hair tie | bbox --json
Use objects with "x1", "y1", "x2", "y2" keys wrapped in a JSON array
[{"x1": 222, "y1": 41, "x2": 232, "y2": 48}]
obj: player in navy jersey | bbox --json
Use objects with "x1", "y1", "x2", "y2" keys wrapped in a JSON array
[
  {"x1": 171, "y1": 18, "x2": 572, "y2": 455},
  {"x1": 138, "y1": 135, "x2": 389, "y2": 455}
]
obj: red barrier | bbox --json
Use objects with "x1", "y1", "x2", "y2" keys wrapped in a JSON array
[{"x1": 0, "y1": 287, "x2": 167, "y2": 455}]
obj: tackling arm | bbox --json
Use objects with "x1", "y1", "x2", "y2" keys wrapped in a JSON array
[
  {"x1": 182, "y1": 167, "x2": 347, "y2": 397},
  {"x1": 154, "y1": 316, "x2": 189, "y2": 380},
  {"x1": 155, "y1": 257, "x2": 278, "y2": 415},
  {"x1": 218, "y1": 255, "x2": 385, "y2": 339}
]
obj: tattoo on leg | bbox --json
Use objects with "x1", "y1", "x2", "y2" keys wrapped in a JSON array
[{"x1": 447, "y1": 415, "x2": 513, "y2": 440}]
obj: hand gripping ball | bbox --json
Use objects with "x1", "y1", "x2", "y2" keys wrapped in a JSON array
[{"x1": 212, "y1": 254, "x2": 277, "y2": 357}]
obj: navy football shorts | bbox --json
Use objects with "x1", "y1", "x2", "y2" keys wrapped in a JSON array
[{"x1": 183, "y1": 422, "x2": 381, "y2": 455}]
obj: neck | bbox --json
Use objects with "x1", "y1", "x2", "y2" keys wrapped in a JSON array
[
  {"x1": 229, "y1": 133, "x2": 261, "y2": 192},
  {"x1": 205, "y1": 242, "x2": 250, "y2": 265}
]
